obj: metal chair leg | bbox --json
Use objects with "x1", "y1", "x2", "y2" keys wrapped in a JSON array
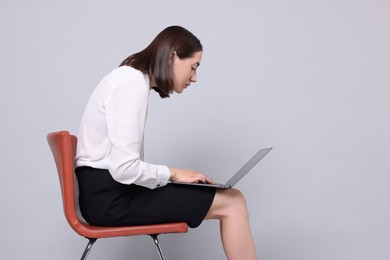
[
  {"x1": 80, "y1": 238, "x2": 97, "y2": 260},
  {"x1": 150, "y1": 234, "x2": 165, "y2": 260}
]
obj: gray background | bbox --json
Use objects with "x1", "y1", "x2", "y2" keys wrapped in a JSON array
[{"x1": 1, "y1": 0, "x2": 389, "y2": 259}]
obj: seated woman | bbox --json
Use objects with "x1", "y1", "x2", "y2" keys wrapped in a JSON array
[{"x1": 75, "y1": 25, "x2": 258, "y2": 260}]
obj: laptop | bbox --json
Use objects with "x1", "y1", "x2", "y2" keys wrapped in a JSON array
[{"x1": 169, "y1": 147, "x2": 272, "y2": 189}]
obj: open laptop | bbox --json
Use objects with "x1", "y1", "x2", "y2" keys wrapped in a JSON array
[{"x1": 169, "y1": 147, "x2": 272, "y2": 189}]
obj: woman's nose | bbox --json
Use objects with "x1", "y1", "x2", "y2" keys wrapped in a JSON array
[{"x1": 190, "y1": 72, "x2": 197, "y2": 82}]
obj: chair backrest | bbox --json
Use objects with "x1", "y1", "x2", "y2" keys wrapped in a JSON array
[{"x1": 47, "y1": 131, "x2": 83, "y2": 232}]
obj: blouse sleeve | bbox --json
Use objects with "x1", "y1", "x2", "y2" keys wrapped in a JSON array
[{"x1": 104, "y1": 76, "x2": 170, "y2": 189}]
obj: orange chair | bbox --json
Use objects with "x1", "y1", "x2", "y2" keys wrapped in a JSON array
[{"x1": 47, "y1": 131, "x2": 188, "y2": 260}]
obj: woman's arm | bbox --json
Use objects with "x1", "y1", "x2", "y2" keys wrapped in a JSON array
[{"x1": 105, "y1": 74, "x2": 170, "y2": 189}]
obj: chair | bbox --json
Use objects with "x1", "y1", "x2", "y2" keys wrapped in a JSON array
[{"x1": 47, "y1": 131, "x2": 188, "y2": 260}]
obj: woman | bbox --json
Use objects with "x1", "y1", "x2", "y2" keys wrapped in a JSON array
[{"x1": 75, "y1": 25, "x2": 258, "y2": 260}]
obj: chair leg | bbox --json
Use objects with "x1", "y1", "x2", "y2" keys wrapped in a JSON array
[
  {"x1": 80, "y1": 238, "x2": 97, "y2": 260},
  {"x1": 150, "y1": 234, "x2": 165, "y2": 260}
]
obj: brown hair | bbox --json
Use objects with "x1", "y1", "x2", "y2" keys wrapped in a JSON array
[{"x1": 119, "y1": 26, "x2": 203, "y2": 98}]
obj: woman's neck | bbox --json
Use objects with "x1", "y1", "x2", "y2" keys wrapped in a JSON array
[{"x1": 149, "y1": 75, "x2": 157, "y2": 88}]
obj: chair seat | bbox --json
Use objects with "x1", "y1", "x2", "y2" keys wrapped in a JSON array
[{"x1": 72, "y1": 221, "x2": 188, "y2": 239}]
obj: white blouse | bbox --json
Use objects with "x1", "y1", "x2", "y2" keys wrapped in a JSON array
[{"x1": 75, "y1": 66, "x2": 170, "y2": 189}]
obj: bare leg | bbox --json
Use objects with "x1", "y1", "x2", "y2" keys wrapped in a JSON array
[{"x1": 205, "y1": 188, "x2": 258, "y2": 260}]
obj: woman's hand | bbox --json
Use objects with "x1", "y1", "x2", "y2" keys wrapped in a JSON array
[{"x1": 169, "y1": 167, "x2": 216, "y2": 184}]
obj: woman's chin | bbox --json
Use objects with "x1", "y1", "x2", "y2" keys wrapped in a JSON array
[{"x1": 173, "y1": 88, "x2": 184, "y2": 94}]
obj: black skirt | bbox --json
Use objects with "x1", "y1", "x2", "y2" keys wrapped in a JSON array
[{"x1": 75, "y1": 166, "x2": 216, "y2": 228}]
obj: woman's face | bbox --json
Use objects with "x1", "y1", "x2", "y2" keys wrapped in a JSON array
[{"x1": 172, "y1": 51, "x2": 202, "y2": 94}]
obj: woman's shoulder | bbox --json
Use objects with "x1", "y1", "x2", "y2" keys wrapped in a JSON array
[{"x1": 104, "y1": 66, "x2": 146, "y2": 85}]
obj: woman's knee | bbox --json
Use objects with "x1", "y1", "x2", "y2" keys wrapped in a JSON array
[
  {"x1": 206, "y1": 188, "x2": 248, "y2": 219},
  {"x1": 228, "y1": 188, "x2": 249, "y2": 215}
]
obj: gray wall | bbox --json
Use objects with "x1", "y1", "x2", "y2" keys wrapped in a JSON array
[{"x1": 1, "y1": 0, "x2": 389, "y2": 259}]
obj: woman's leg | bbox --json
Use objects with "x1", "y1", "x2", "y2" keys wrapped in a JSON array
[{"x1": 205, "y1": 188, "x2": 258, "y2": 260}]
